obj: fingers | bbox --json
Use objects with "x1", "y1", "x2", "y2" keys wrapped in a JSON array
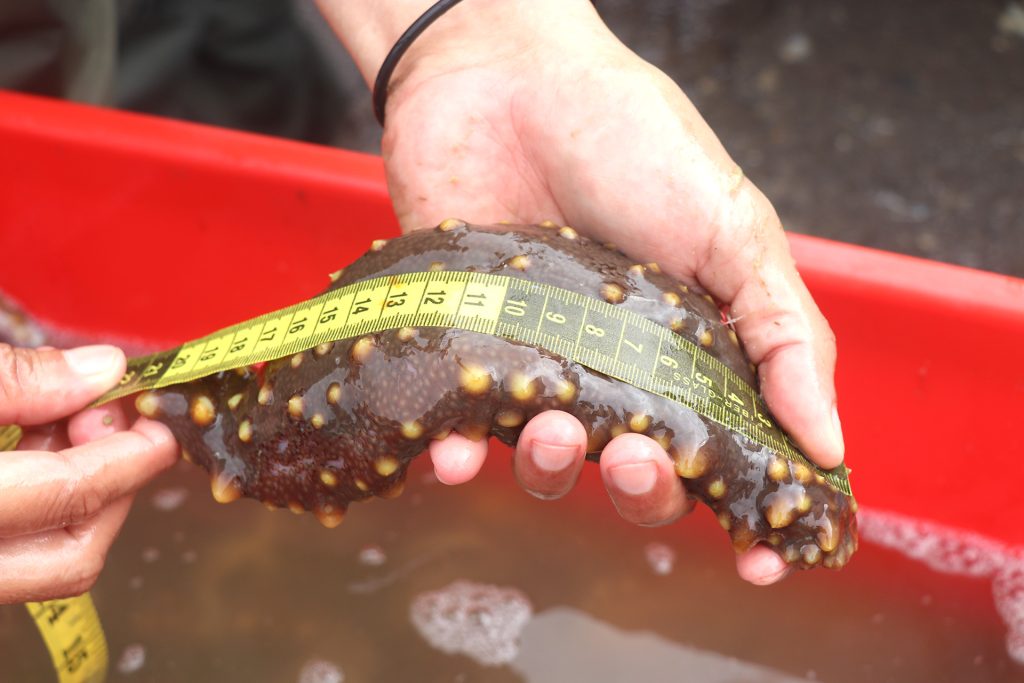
[
  {"x1": 599, "y1": 433, "x2": 692, "y2": 527},
  {"x1": 0, "y1": 344, "x2": 126, "y2": 426},
  {"x1": 67, "y1": 400, "x2": 131, "y2": 447},
  {"x1": 735, "y1": 544, "x2": 792, "y2": 586},
  {"x1": 428, "y1": 432, "x2": 489, "y2": 485},
  {"x1": 0, "y1": 496, "x2": 134, "y2": 604},
  {"x1": 513, "y1": 410, "x2": 587, "y2": 499},
  {"x1": 9, "y1": 377, "x2": 131, "y2": 454},
  {"x1": 433, "y1": 413, "x2": 691, "y2": 530},
  {"x1": 17, "y1": 421, "x2": 70, "y2": 452},
  {"x1": 0, "y1": 418, "x2": 176, "y2": 537},
  {"x1": 0, "y1": 393, "x2": 164, "y2": 604},
  {"x1": 427, "y1": 412, "x2": 792, "y2": 585}
]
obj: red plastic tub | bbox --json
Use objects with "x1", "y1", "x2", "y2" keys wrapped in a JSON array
[{"x1": 2, "y1": 89, "x2": 1021, "y2": 546}]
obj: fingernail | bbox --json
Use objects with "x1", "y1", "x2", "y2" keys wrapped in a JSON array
[
  {"x1": 831, "y1": 404, "x2": 845, "y2": 454},
  {"x1": 608, "y1": 461, "x2": 657, "y2": 495},
  {"x1": 63, "y1": 345, "x2": 121, "y2": 379},
  {"x1": 531, "y1": 440, "x2": 579, "y2": 472}
]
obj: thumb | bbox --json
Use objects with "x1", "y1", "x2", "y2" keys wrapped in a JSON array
[
  {"x1": 0, "y1": 345, "x2": 126, "y2": 426},
  {"x1": 698, "y1": 180, "x2": 844, "y2": 470}
]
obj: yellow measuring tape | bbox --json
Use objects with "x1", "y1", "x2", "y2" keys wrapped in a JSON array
[
  {"x1": 0, "y1": 427, "x2": 109, "y2": 683},
  {"x1": 0, "y1": 269, "x2": 850, "y2": 682},
  {"x1": 0, "y1": 423, "x2": 21, "y2": 452},
  {"x1": 97, "y1": 270, "x2": 849, "y2": 493}
]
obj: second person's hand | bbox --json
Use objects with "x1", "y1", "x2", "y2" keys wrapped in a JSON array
[{"x1": 0, "y1": 345, "x2": 177, "y2": 604}]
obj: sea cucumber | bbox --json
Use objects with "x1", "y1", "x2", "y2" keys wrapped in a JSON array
[{"x1": 136, "y1": 221, "x2": 857, "y2": 569}]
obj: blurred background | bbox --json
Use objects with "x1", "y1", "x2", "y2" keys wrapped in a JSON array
[{"x1": 3, "y1": 0, "x2": 1022, "y2": 276}]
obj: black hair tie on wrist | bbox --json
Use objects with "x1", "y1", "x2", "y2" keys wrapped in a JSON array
[{"x1": 372, "y1": 0, "x2": 466, "y2": 126}]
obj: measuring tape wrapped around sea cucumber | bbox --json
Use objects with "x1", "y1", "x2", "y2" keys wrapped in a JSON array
[{"x1": 1, "y1": 220, "x2": 856, "y2": 571}]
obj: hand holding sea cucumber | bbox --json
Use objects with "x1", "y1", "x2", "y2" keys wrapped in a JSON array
[{"x1": 321, "y1": 0, "x2": 847, "y2": 584}]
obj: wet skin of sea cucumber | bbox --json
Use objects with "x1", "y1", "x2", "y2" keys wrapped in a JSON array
[{"x1": 139, "y1": 221, "x2": 857, "y2": 570}]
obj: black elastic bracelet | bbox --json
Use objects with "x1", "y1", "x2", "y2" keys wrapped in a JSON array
[{"x1": 372, "y1": 0, "x2": 466, "y2": 126}]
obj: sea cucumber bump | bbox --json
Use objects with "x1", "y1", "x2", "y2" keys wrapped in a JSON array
[{"x1": 146, "y1": 223, "x2": 856, "y2": 570}]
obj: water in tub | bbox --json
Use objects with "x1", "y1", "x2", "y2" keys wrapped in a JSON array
[{"x1": 0, "y1": 449, "x2": 1021, "y2": 682}]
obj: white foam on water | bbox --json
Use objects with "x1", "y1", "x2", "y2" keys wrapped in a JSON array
[
  {"x1": 151, "y1": 487, "x2": 189, "y2": 511},
  {"x1": 858, "y1": 507, "x2": 1024, "y2": 664},
  {"x1": 858, "y1": 508, "x2": 1009, "y2": 577},
  {"x1": 511, "y1": 607, "x2": 819, "y2": 683},
  {"x1": 409, "y1": 580, "x2": 533, "y2": 667},
  {"x1": 347, "y1": 553, "x2": 435, "y2": 595},
  {"x1": 297, "y1": 659, "x2": 344, "y2": 683},
  {"x1": 357, "y1": 544, "x2": 387, "y2": 567},
  {"x1": 643, "y1": 542, "x2": 676, "y2": 576},
  {"x1": 993, "y1": 556, "x2": 1024, "y2": 665},
  {"x1": 116, "y1": 644, "x2": 146, "y2": 674}
]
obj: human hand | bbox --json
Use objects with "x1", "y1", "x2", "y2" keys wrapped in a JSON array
[
  {"x1": 322, "y1": 0, "x2": 843, "y2": 584},
  {"x1": 0, "y1": 345, "x2": 177, "y2": 604}
]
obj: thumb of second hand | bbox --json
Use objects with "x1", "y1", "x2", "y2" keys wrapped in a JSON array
[{"x1": 0, "y1": 345, "x2": 126, "y2": 426}]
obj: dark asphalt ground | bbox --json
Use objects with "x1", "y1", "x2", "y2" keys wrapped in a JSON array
[
  {"x1": 113, "y1": 0, "x2": 1024, "y2": 277},
  {"x1": 596, "y1": 0, "x2": 1024, "y2": 277}
]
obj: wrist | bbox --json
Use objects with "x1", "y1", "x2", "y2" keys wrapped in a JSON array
[
  {"x1": 316, "y1": 1, "x2": 436, "y2": 86},
  {"x1": 318, "y1": 0, "x2": 601, "y2": 96}
]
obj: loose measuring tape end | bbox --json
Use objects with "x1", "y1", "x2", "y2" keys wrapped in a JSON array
[
  {"x1": 2, "y1": 425, "x2": 110, "y2": 683},
  {"x1": 25, "y1": 595, "x2": 109, "y2": 683},
  {"x1": 0, "y1": 424, "x2": 22, "y2": 452}
]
